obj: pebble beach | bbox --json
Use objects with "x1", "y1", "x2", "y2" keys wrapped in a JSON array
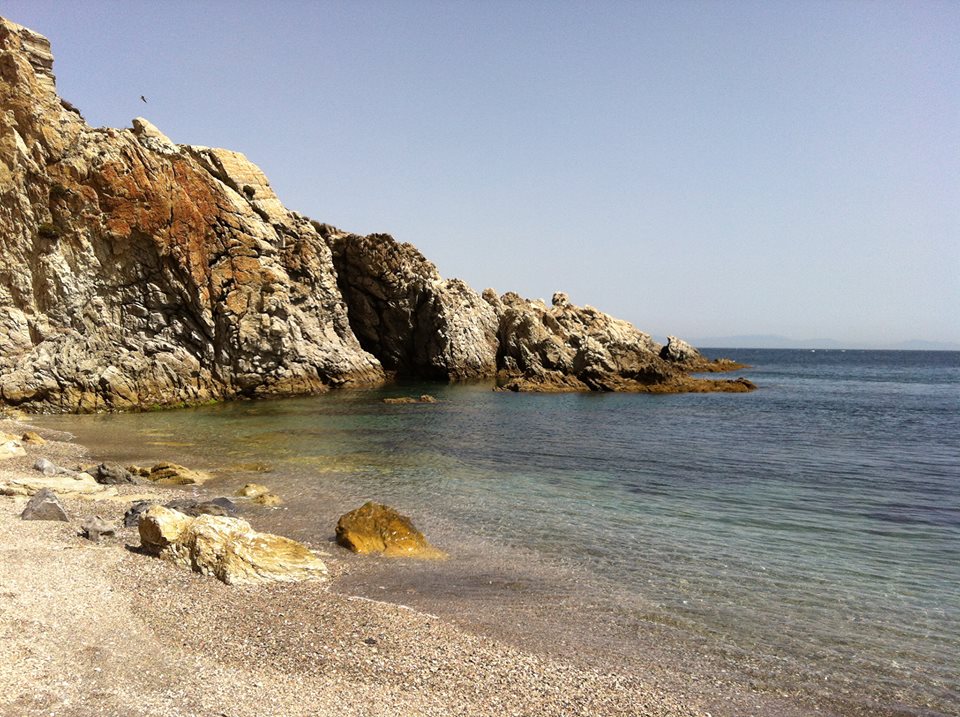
[{"x1": 0, "y1": 419, "x2": 720, "y2": 717}]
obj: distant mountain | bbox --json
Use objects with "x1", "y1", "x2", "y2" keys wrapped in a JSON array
[{"x1": 687, "y1": 335, "x2": 960, "y2": 351}]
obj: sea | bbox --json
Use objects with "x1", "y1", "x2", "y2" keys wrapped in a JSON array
[{"x1": 35, "y1": 349, "x2": 960, "y2": 716}]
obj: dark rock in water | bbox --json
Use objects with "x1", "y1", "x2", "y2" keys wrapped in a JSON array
[
  {"x1": 88, "y1": 463, "x2": 137, "y2": 485},
  {"x1": 204, "y1": 496, "x2": 240, "y2": 515},
  {"x1": 20, "y1": 488, "x2": 68, "y2": 521},
  {"x1": 81, "y1": 516, "x2": 115, "y2": 542}
]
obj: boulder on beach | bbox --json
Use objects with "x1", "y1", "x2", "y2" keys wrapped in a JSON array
[
  {"x1": 335, "y1": 501, "x2": 444, "y2": 558},
  {"x1": 20, "y1": 488, "x2": 68, "y2": 521},
  {"x1": 86, "y1": 462, "x2": 138, "y2": 485},
  {"x1": 21, "y1": 431, "x2": 46, "y2": 445},
  {"x1": 81, "y1": 515, "x2": 115, "y2": 542},
  {"x1": 138, "y1": 506, "x2": 327, "y2": 585}
]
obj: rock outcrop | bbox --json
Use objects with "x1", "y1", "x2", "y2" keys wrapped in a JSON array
[
  {"x1": 336, "y1": 501, "x2": 444, "y2": 558},
  {"x1": 659, "y1": 335, "x2": 748, "y2": 373},
  {"x1": 0, "y1": 18, "x2": 383, "y2": 413},
  {"x1": 325, "y1": 228, "x2": 499, "y2": 380},
  {"x1": 0, "y1": 17, "x2": 752, "y2": 411},
  {"x1": 138, "y1": 506, "x2": 328, "y2": 585},
  {"x1": 492, "y1": 291, "x2": 668, "y2": 392}
]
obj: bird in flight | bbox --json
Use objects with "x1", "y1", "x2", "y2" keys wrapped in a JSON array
[{"x1": 140, "y1": 95, "x2": 148, "y2": 103}]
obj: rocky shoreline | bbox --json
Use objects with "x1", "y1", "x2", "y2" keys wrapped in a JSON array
[
  {"x1": 3, "y1": 417, "x2": 854, "y2": 717},
  {"x1": 0, "y1": 17, "x2": 752, "y2": 414}
]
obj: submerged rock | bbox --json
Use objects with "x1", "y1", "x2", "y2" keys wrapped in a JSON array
[
  {"x1": 235, "y1": 482, "x2": 281, "y2": 506},
  {"x1": 335, "y1": 501, "x2": 444, "y2": 558},
  {"x1": 20, "y1": 488, "x2": 68, "y2": 521},
  {"x1": 138, "y1": 506, "x2": 327, "y2": 585},
  {"x1": 382, "y1": 394, "x2": 438, "y2": 404},
  {"x1": 136, "y1": 462, "x2": 208, "y2": 485}
]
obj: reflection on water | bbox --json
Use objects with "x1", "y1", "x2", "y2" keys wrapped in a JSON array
[{"x1": 35, "y1": 352, "x2": 960, "y2": 717}]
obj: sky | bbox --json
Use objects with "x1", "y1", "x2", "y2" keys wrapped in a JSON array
[{"x1": 4, "y1": 1, "x2": 958, "y2": 347}]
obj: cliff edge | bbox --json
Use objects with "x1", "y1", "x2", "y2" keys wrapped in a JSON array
[{"x1": 0, "y1": 18, "x2": 751, "y2": 412}]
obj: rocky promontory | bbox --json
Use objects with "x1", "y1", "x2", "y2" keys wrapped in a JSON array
[{"x1": 0, "y1": 18, "x2": 750, "y2": 413}]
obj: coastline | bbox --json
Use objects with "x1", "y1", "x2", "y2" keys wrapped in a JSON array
[
  {"x1": 1, "y1": 414, "x2": 913, "y2": 717},
  {"x1": 1, "y1": 417, "x2": 711, "y2": 717}
]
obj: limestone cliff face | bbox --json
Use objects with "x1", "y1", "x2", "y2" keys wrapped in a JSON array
[
  {"x1": 0, "y1": 18, "x2": 751, "y2": 412},
  {"x1": 0, "y1": 19, "x2": 383, "y2": 411}
]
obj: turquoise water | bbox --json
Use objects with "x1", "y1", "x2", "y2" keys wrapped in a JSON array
[{"x1": 38, "y1": 350, "x2": 960, "y2": 715}]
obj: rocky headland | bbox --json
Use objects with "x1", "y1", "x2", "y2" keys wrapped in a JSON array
[{"x1": 0, "y1": 17, "x2": 751, "y2": 414}]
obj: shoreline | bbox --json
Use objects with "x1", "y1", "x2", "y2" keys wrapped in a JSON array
[
  {"x1": 0, "y1": 415, "x2": 890, "y2": 717},
  {"x1": 1, "y1": 416, "x2": 708, "y2": 717}
]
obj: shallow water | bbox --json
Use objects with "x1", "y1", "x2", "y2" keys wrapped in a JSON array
[{"x1": 37, "y1": 349, "x2": 960, "y2": 716}]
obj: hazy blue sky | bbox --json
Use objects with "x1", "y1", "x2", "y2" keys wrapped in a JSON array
[{"x1": 5, "y1": 1, "x2": 958, "y2": 346}]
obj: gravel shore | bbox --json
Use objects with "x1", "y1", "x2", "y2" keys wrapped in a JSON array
[{"x1": 0, "y1": 419, "x2": 715, "y2": 717}]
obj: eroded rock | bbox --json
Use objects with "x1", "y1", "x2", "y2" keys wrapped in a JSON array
[
  {"x1": 0, "y1": 18, "x2": 752, "y2": 410},
  {"x1": 138, "y1": 506, "x2": 327, "y2": 585},
  {"x1": 335, "y1": 501, "x2": 444, "y2": 558},
  {"x1": 659, "y1": 336, "x2": 749, "y2": 373},
  {"x1": 325, "y1": 229, "x2": 499, "y2": 381},
  {"x1": 0, "y1": 18, "x2": 383, "y2": 413}
]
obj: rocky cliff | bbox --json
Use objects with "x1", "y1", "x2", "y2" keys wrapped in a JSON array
[{"x1": 0, "y1": 18, "x2": 751, "y2": 412}]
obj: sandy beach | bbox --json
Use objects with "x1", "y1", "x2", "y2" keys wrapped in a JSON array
[{"x1": 1, "y1": 418, "x2": 721, "y2": 717}]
